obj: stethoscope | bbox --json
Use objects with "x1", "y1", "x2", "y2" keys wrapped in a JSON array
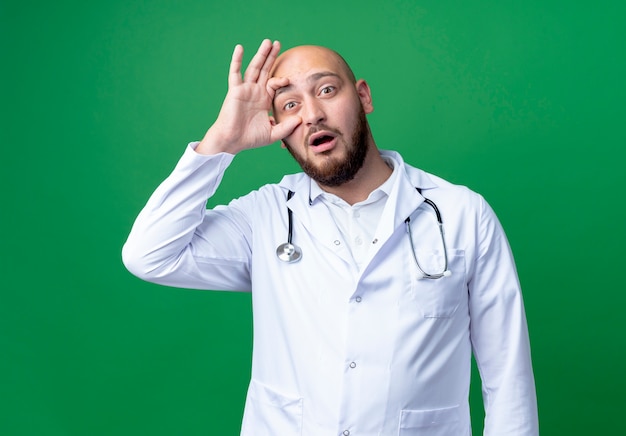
[
  {"x1": 276, "y1": 190, "x2": 303, "y2": 263},
  {"x1": 276, "y1": 189, "x2": 451, "y2": 279}
]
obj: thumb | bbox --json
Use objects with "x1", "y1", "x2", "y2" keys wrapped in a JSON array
[{"x1": 269, "y1": 116, "x2": 302, "y2": 143}]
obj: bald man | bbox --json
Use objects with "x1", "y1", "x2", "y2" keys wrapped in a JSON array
[{"x1": 123, "y1": 40, "x2": 538, "y2": 435}]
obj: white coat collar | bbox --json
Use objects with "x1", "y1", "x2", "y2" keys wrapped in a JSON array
[{"x1": 276, "y1": 150, "x2": 439, "y2": 262}]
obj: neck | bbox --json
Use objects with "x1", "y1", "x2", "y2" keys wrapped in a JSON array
[{"x1": 319, "y1": 144, "x2": 392, "y2": 205}]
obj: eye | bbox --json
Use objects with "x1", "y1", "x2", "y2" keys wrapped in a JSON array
[
  {"x1": 283, "y1": 101, "x2": 297, "y2": 111},
  {"x1": 320, "y1": 86, "x2": 336, "y2": 96}
]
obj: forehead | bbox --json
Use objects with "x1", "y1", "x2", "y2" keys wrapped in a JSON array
[{"x1": 271, "y1": 46, "x2": 349, "y2": 80}]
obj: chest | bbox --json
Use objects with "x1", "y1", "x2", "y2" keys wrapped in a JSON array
[{"x1": 250, "y1": 203, "x2": 469, "y2": 321}]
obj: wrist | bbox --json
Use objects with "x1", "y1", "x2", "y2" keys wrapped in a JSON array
[{"x1": 196, "y1": 126, "x2": 240, "y2": 155}]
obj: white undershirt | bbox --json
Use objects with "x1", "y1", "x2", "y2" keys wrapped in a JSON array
[{"x1": 311, "y1": 157, "x2": 398, "y2": 270}]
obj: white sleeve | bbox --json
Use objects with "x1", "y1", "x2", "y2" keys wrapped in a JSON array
[
  {"x1": 122, "y1": 143, "x2": 254, "y2": 291},
  {"x1": 468, "y1": 196, "x2": 539, "y2": 435}
]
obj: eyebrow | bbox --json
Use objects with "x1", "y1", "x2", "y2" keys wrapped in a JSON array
[
  {"x1": 274, "y1": 71, "x2": 342, "y2": 99},
  {"x1": 308, "y1": 71, "x2": 342, "y2": 82}
]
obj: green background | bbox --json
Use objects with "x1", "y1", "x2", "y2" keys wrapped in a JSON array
[{"x1": 2, "y1": 0, "x2": 625, "y2": 434}]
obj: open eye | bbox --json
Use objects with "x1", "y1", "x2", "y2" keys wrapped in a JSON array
[
  {"x1": 320, "y1": 86, "x2": 336, "y2": 95},
  {"x1": 283, "y1": 101, "x2": 297, "y2": 111}
]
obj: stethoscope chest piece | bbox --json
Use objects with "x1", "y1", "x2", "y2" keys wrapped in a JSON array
[
  {"x1": 276, "y1": 242, "x2": 302, "y2": 263},
  {"x1": 276, "y1": 190, "x2": 303, "y2": 263}
]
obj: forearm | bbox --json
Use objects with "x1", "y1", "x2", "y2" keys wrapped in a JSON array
[
  {"x1": 122, "y1": 143, "x2": 236, "y2": 287},
  {"x1": 469, "y1": 197, "x2": 539, "y2": 435},
  {"x1": 472, "y1": 289, "x2": 538, "y2": 435},
  {"x1": 122, "y1": 40, "x2": 299, "y2": 289}
]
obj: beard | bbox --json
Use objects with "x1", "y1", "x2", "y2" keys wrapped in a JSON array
[{"x1": 283, "y1": 108, "x2": 370, "y2": 187}]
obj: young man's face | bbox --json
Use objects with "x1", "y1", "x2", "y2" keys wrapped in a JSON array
[{"x1": 271, "y1": 46, "x2": 374, "y2": 187}]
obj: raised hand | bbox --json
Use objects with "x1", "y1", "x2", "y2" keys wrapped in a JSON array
[{"x1": 197, "y1": 40, "x2": 302, "y2": 155}]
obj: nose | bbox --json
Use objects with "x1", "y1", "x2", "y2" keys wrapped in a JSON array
[{"x1": 301, "y1": 98, "x2": 325, "y2": 126}]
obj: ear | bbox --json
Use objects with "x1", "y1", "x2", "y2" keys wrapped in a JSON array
[{"x1": 356, "y1": 79, "x2": 374, "y2": 114}]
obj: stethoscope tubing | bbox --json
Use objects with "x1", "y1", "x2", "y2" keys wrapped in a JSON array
[
  {"x1": 275, "y1": 190, "x2": 302, "y2": 262},
  {"x1": 286, "y1": 190, "x2": 296, "y2": 245},
  {"x1": 276, "y1": 189, "x2": 451, "y2": 279}
]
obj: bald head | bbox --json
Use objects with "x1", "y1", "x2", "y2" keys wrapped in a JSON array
[{"x1": 271, "y1": 45, "x2": 357, "y2": 84}]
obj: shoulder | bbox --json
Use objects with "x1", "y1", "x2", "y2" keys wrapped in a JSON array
[
  {"x1": 386, "y1": 151, "x2": 493, "y2": 229},
  {"x1": 229, "y1": 171, "x2": 308, "y2": 207},
  {"x1": 386, "y1": 150, "x2": 483, "y2": 204}
]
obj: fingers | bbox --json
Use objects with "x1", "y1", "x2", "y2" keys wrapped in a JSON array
[
  {"x1": 257, "y1": 40, "x2": 281, "y2": 84},
  {"x1": 269, "y1": 116, "x2": 302, "y2": 144},
  {"x1": 243, "y1": 39, "x2": 280, "y2": 83},
  {"x1": 228, "y1": 44, "x2": 244, "y2": 88},
  {"x1": 228, "y1": 39, "x2": 281, "y2": 90},
  {"x1": 266, "y1": 76, "x2": 289, "y2": 100}
]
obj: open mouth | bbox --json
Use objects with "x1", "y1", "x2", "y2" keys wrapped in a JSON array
[
  {"x1": 311, "y1": 135, "x2": 335, "y2": 146},
  {"x1": 308, "y1": 130, "x2": 337, "y2": 147}
]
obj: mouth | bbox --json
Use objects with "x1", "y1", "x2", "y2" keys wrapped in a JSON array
[{"x1": 308, "y1": 131, "x2": 338, "y2": 153}]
